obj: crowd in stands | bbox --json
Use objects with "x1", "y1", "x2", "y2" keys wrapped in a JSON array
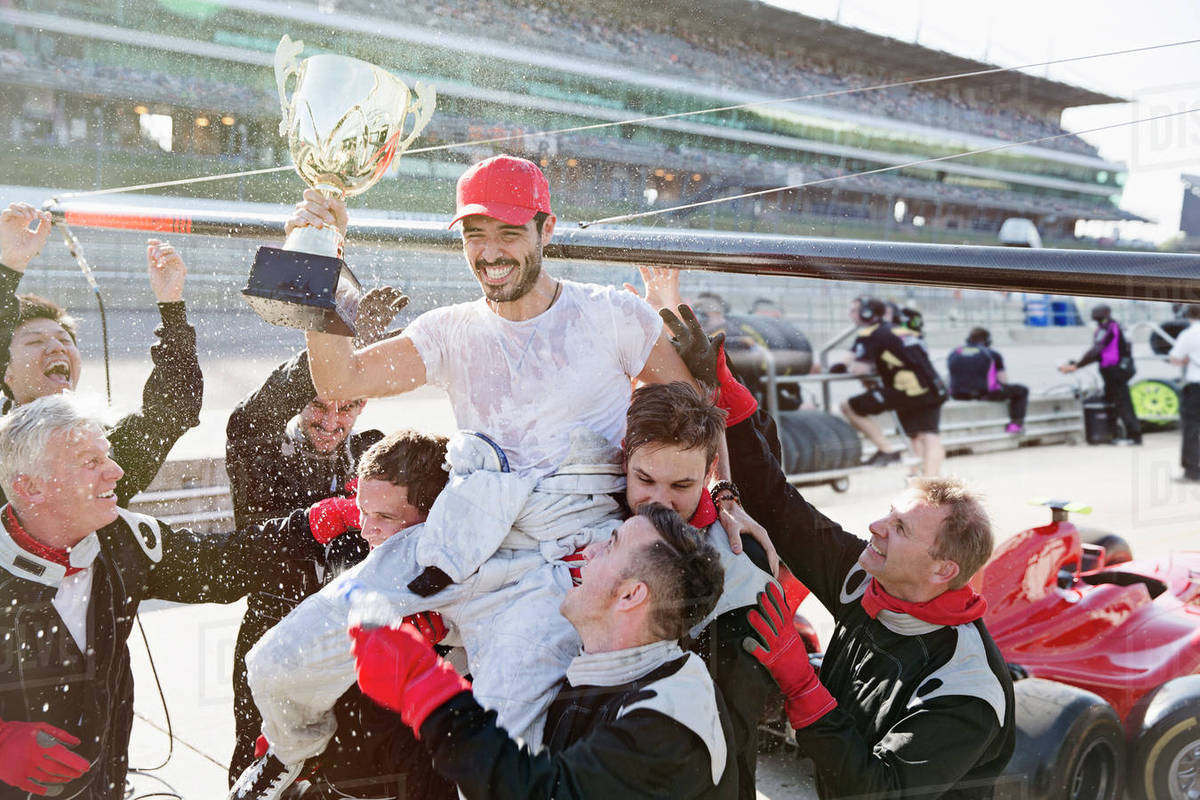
[
  {"x1": 309, "y1": 0, "x2": 1101, "y2": 158},
  {"x1": 431, "y1": 110, "x2": 1125, "y2": 223},
  {"x1": 0, "y1": 49, "x2": 270, "y2": 112}
]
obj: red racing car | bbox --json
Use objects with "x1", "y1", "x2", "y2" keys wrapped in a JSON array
[{"x1": 973, "y1": 500, "x2": 1200, "y2": 800}]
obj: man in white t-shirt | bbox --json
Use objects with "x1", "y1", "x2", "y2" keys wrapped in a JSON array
[
  {"x1": 236, "y1": 156, "x2": 771, "y2": 798},
  {"x1": 1169, "y1": 303, "x2": 1200, "y2": 484}
]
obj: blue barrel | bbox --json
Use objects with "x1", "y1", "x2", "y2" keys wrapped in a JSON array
[
  {"x1": 1050, "y1": 300, "x2": 1078, "y2": 326},
  {"x1": 1024, "y1": 297, "x2": 1049, "y2": 327}
]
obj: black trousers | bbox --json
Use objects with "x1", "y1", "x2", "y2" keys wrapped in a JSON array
[
  {"x1": 1182, "y1": 383, "x2": 1200, "y2": 479},
  {"x1": 955, "y1": 385, "x2": 1029, "y2": 425},
  {"x1": 694, "y1": 605, "x2": 776, "y2": 800},
  {"x1": 1100, "y1": 366, "x2": 1142, "y2": 441}
]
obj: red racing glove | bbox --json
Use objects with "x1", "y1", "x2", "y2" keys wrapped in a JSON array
[
  {"x1": 744, "y1": 582, "x2": 836, "y2": 729},
  {"x1": 350, "y1": 623, "x2": 470, "y2": 736},
  {"x1": 308, "y1": 495, "x2": 361, "y2": 545},
  {"x1": 0, "y1": 720, "x2": 90, "y2": 795},
  {"x1": 713, "y1": 339, "x2": 758, "y2": 426},
  {"x1": 402, "y1": 611, "x2": 448, "y2": 646}
]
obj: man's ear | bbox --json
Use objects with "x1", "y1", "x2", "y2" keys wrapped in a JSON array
[
  {"x1": 615, "y1": 578, "x2": 649, "y2": 613},
  {"x1": 10, "y1": 473, "x2": 42, "y2": 506},
  {"x1": 931, "y1": 559, "x2": 961, "y2": 588},
  {"x1": 706, "y1": 456, "x2": 719, "y2": 485},
  {"x1": 540, "y1": 214, "x2": 557, "y2": 244}
]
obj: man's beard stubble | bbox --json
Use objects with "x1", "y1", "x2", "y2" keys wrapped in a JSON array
[{"x1": 476, "y1": 250, "x2": 543, "y2": 304}]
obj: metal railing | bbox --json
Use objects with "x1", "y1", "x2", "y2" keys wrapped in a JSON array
[{"x1": 44, "y1": 202, "x2": 1200, "y2": 303}]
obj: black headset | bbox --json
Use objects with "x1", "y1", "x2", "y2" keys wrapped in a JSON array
[{"x1": 856, "y1": 296, "x2": 886, "y2": 324}]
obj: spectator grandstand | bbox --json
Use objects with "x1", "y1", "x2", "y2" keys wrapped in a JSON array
[
  {"x1": 314, "y1": 0, "x2": 1103, "y2": 157},
  {"x1": 0, "y1": 0, "x2": 1139, "y2": 243}
]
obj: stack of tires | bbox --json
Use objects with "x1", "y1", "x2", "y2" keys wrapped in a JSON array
[
  {"x1": 776, "y1": 410, "x2": 862, "y2": 477},
  {"x1": 723, "y1": 315, "x2": 813, "y2": 411}
]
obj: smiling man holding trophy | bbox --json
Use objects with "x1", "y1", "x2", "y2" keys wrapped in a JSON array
[{"x1": 242, "y1": 35, "x2": 434, "y2": 337}]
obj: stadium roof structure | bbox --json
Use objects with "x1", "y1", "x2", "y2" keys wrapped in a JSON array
[{"x1": 630, "y1": 0, "x2": 1128, "y2": 110}]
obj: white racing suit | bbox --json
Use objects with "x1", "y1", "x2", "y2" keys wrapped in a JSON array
[{"x1": 247, "y1": 428, "x2": 624, "y2": 764}]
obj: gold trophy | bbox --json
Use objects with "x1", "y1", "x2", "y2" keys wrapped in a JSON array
[{"x1": 243, "y1": 35, "x2": 435, "y2": 335}]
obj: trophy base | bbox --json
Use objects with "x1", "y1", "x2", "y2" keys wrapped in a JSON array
[{"x1": 242, "y1": 246, "x2": 362, "y2": 337}]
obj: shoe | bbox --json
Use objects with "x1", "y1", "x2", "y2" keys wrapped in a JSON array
[
  {"x1": 1173, "y1": 474, "x2": 1200, "y2": 485},
  {"x1": 228, "y1": 752, "x2": 305, "y2": 800},
  {"x1": 1110, "y1": 438, "x2": 1141, "y2": 447},
  {"x1": 1005, "y1": 423, "x2": 1024, "y2": 435},
  {"x1": 866, "y1": 450, "x2": 902, "y2": 467}
]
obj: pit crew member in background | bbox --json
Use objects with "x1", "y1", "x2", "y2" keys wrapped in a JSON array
[
  {"x1": 1059, "y1": 303, "x2": 1141, "y2": 445},
  {"x1": 0, "y1": 201, "x2": 202, "y2": 505},
  {"x1": 225, "y1": 290, "x2": 404, "y2": 782},
  {"x1": 1168, "y1": 303, "x2": 1200, "y2": 483},
  {"x1": 837, "y1": 296, "x2": 947, "y2": 476},
  {"x1": 948, "y1": 327, "x2": 1029, "y2": 434}
]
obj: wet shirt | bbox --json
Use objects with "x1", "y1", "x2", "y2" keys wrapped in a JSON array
[{"x1": 406, "y1": 280, "x2": 661, "y2": 475}]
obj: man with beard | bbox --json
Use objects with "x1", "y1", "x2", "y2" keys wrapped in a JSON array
[
  {"x1": 224, "y1": 285, "x2": 409, "y2": 783},
  {"x1": 224, "y1": 349, "x2": 384, "y2": 783},
  {"x1": 0, "y1": 202, "x2": 202, "y2": 505},
  {"x1": 237, "y1": 156, "x2": 771, "y2": 798}
]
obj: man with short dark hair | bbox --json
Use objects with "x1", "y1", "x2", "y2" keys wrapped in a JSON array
[
  {"x1": 839, "y1": 296, "x2": 947, "y2": 476},
  {"x1": 948, "y1": 327, "x2": 1029, "y2": 434},
  {"x1": 1168, "y1": 303, "x2": 1200, "y2": 483},
  {"x1": 226, "y1": 343, "x2": 388, "y2": 782},
  {"x1": 0, "y1": 202, "x2": 202, "y2": 505},
  {"x1": 622, "y1": 381, "x2": 774, "y2": 799},
  {"x1": 349, "y1": 502, "x2": 738, "y2": 799},
  {"x1": 242, "y1": 156, "x2": 768, "y2": 797},
  {"x1": 1059, "y1": 304, "x2": 1142, "y2": 445},
  {"x1": 246, "y1": 428, "x2": 456, "y2": 800}
]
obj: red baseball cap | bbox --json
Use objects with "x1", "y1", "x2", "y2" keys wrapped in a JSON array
[{"x1": 449, "y1": 155, "x2": 552, "y2": 229}]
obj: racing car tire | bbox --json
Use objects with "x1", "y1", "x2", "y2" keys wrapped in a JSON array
[
  {"x1": 1001, "y1": 678, "x2": 1124, "y2": 800},
  {"x1": 1149, "y1": 319, "x2": 1189, "y2": 356},
  {"x1": 1126, "y1": 675, "x2": 1200, "y2": 800},
  {"x1": 1078, "y1": 530, "x2": 1133, "y2": 566}
]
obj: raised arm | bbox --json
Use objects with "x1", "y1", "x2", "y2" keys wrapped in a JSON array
[
  {"x1": 287, "y1": 190, "x2": 428, "y2": 399},
  {"x1": 305, "y1": 329, "x2": 427, "y2": 400},
  {"x1": 109, "y1": 240, "x2": 202, "y2": 503}
]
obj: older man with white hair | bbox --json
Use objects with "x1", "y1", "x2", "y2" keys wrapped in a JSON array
[{"x1": 0, "y1": 394, "x2": 324, "y2": 799}]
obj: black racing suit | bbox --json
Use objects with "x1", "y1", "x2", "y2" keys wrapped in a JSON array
[
  {"x1": 224, "y1": 350, "x2": 386, "y2": 784},
  {"x1": 0, "y1": 265, "x2": 203, "y2": 506},
  {"x1": 1075, "y1": 319, "x2": 1141, "y2": 443},
  {"x1": 727, "y1": 410, "x2": 1015, "y2": 800},
  {"x1": 947, "y1": 345, "x2": 1028, "y2": 426},
  {"x1": 0, "y1": 506, "x2": 323, "y2": 800},
  {"x1": 417, "y1": 645, "x2": 738, "y2": 799},
  {"x1": 849, "y1": 324, "x2": 947, "y2": 436}
]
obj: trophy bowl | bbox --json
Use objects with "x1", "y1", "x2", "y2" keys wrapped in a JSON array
[{"x1": 243, "y1": 35, "x2": 435, "y2": 336}]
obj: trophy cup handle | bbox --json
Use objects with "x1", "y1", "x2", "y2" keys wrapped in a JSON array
[
  {"x1": 397, "y1": 80, "x2": 437, "y2": 150},
  {"x1": 274, "y1": 35, "x2": 306, "y2": 137}
]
